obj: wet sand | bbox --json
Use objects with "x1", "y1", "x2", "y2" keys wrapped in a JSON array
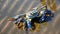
[{"x1": 0, "y1": 0, "x2": 60, "y2": 34}]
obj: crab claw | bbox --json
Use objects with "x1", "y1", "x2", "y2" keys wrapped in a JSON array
[{"x1": 8, "y1": 18, "x2": 15, "y2": 21}]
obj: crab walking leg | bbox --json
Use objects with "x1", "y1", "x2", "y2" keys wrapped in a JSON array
[
  {"x1": 42, "y1": 22, "x2": 47, "y2": 27},
  {"x1": 34, "y1": 23, "x2": 41, "y2": 32},
  {"x1": 27, "y1": 20, "x2": 32, "y2": 30},
  {"x1": 23, "y1": 18, "x2": 32, "y2": 31},
  {"x1": 40, "y1": 0, "x2": 46, "y2": 6},
  {"x1": 40, "y1": 0, "x2": 57, "y2": 13},
  {"x1": 50, "y1": 0, "x2": 57, "y2": 13},
  {"x1": 47, "y1": 0, "x2": 57, "y2": 13},
  {"x1": 47, "y1": 0, "x2": 51, "y2": 10},
  {"x1": 15, "y1": 18, "x2": 22, "y2": 26}
]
